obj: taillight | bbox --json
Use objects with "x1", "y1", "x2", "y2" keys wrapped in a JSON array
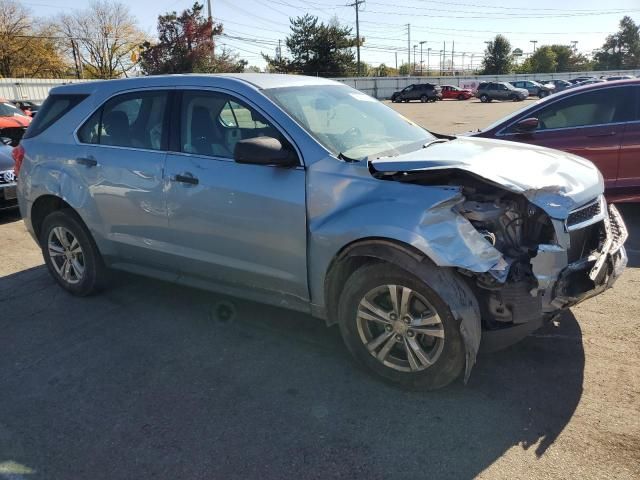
[{"x1": 12, "y1": 144, "x2": 24, "y2": 177}]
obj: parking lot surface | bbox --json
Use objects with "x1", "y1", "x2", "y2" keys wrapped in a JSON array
[{"x1": 1, "y1": 99, "x2": 639, "y2": 479}]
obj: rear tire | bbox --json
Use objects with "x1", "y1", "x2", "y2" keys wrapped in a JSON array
[
  {"x1": 457, "y1": 94, "x2": 465, "y2": 100},
  {"x1": 420, "y1": 95, "x2": 428, "y2": 103},
  {"x1": 480, "y1": 94, "x2": 490, "y2": 103},
  {"x1": 337, "y1": 263, "x2": 465, "y2": 390},
  {"x1": 510, "y1": 94, "x2": 519, "y2": 101},
  {"x1": 40, "y1": 210, "x2": 107, "y2": 296}
]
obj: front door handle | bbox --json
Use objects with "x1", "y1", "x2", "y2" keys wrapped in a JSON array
[
  {"x1": 75, "y1": 156, "x2": 97, "y2": 167},
  {"x1": 172, "y1": 173, "x2": 199, "y2": 185},
  {"x1": 586, "y1": 131, "x2": 617, "y2": 138}
]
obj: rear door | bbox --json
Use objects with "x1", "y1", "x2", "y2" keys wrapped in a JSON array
[
  {"x1": 76, "y1": 89, "x2": 174, "y2": 268},
  {"x1": 500, "y1": 86, "x2": 634, "y2": 190},
  {"x1": 618, "y1": 85, "x2": 640, "y2": 192},
  {"x1": 163, "y1": 89, "x2": 308, "y2": 300}
]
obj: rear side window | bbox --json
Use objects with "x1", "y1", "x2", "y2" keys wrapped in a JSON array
[
  {"x1": 77, "y1": 90, "x2": 169, "y2": 150},
  {"x1": 23, "y1": 94, "x2": 87, "y2": 139}
]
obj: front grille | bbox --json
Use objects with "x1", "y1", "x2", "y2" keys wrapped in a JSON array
[
  {"x1": 0, "y1": 170, "x2": 16, "y2": 184},
  {"x1": 568, "y1": 221, "x2": 605, "y2": 263},
  {"x1": 567, "y1": 198, "x2": 602, "y2": 228}
]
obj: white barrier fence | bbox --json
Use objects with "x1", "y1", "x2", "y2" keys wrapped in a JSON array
[
  {"x1": 335, "y1": 69, "x2": 640, "y2": 99},
  {"x1": 1, "y1": 69, "x2": 639, "y2": 101}
]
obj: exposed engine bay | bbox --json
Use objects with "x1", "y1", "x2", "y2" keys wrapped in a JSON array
[{"x1": 371, "y1": 167, "x2": 628, "y2": 335}]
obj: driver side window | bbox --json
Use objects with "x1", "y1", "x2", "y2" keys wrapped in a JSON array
[{"x1": 180, "y1": 91, "x2": 283, "y2": 159}]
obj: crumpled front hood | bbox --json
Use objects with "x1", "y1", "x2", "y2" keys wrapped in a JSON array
[{"x1": 369, "y1": 136, "x2": 604, "y2": 218}]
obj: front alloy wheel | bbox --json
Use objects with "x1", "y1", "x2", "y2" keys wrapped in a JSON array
[
  {"x1": 356, "y1": 285, "x2": 445, "y2": 372},
  {"x1": 338, "y1": 263, "x2": 465, "y2": 390}
]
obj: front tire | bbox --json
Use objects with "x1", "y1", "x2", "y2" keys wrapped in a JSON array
[
  {"x1": 420, "y1": 95, "x2": 428, "y2": 103},
  {"x1": 457, "y1": 94, "x2": 465, "y2": 100},
  {"x1": 480, "y1": 94, "x2": 490, "y2": 103},
  {"x1": 40, "y1": 210, "x2": 107, "y2": 296},
  {"x1": 338, "y1": 263, "x2": 465, "y2": 390},
  {"x1": 538, "y1": 90, "x2": 548, "y2": 98}
]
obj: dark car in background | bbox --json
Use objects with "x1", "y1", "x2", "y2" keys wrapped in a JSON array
[
  {"x1": 440, "y1": 85, "x2": 473, "y2": 100},
  {"x1": 605, "y1": 75, "x2": 635, "y2": 81},
  {"x1": 548, "y1": 79, "x2": 572, "y2": 93},
  {"x1": 475, "y1": 82, "x2": 528, "y2": 102},
  {"x1": 568, "y1": 76, "x2": 596, "y2": 84},
  {"x1": 472, "y1": 79, "x2": 640, "y2": 203},
  {"x1": 0, "y1": 144, "x2": 17, "y2": 209},
  {"x1": 391, "y1": 83, "x2": 442, "y2": 103},
  {"x1": 509, "y1": 80, "x2": 555, "y2": 98},
  {"x1": 12, "y1": 100, "x2": 40, "y2": 117}
]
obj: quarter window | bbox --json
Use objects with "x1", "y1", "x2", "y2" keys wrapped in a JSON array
[
  {"x1": 77, "y1": 91, "x2": 168, "y2": 150},
  {"x1": 525, "y1": 87, "x2": 634, "y2": 131}
]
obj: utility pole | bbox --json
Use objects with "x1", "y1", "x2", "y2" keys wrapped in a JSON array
[
  {"x1": 442, "y1": 41, "x2": 445, "y2": 76},
  {"x1": 530, "y1": 40, "x2": 537, "y2": 52},
  {"x1": 207, "y1": 0, "x2": 215, "y2": 60},
  {"x1": 451, "y1": 41, "x2": 454, "y2": 74},
  {"x1": 406, "y1": 24, "x2": 411, "y2": 72},
  {"x1": 347, "y1": 0, "x2": 365, "y2": 76},
  {"x1": 276, "y1": 39, "x2": 282, "y2": 61},
  {"x1": 419, "y1": 41, "x2": 426, "y2": 75},
  {"x1": 395, "y1": 51, "x2": 398, "y2": 70},
  {"x1": 427, "y1": 47, "x2": 431, "y2": 75},
  {"x1": 413, "y1": 44, "x2": 417, "y2": 75}
]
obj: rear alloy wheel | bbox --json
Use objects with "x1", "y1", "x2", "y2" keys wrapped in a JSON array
[
  {"x1": 510, "y1": 94, "x2": 519, "y2": 101},
  {"x1": 457, "y1": 94, "x2": 465, "y2": 100},
  {"x1": 338, "y1": 263, "x2": 465, "y2": 390},
  {"x1": 420, "y1": 95, "x2": 428, "y2": 103},
  {"x1": 40, "y1": 210, "x2": 107, "y2": 296}
]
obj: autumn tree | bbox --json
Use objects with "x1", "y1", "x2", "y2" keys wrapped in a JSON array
[
  {"x1": 140, "y1": 2, "x2": 246, "y2": 75},
  {"x1": 56, "y1": 1, "x2": 146, "y2": 79},
  {"x1": 481, "y1": 35, "x2": 513, "y2": 74},
  {"x1": 263, "y1": 14, "x2": 356, "y2": 77},
  {"x1": 0, "y1": 0, "x2": 69, "y2": 78}
]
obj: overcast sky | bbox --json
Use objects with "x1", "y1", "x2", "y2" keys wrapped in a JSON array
[{"x1": 22, "y1": 0, "x2": 640, "y2": 71}]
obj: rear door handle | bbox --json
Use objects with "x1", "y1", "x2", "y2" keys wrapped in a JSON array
[
  {"x1": 172, "y1": 173, "x2": 199, "y2": 185},
  {"x1": 586, "y1": 131, "x2": 617, "y2": 138},
  {"x1": 75, "y1": 156, "x2": 97, "y2": 167}
]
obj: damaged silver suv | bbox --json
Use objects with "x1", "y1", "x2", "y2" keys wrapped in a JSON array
[{"x1": 16, "y1": 74, "x2": 628, "y2": 390}]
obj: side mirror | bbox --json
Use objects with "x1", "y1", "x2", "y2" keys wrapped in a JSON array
[
  {"x1": 514, "y1": 117, "x2": 539, "y2": 133},
  {"x1": 234, "y1": 136, "x2": 298, "y2": 167}
]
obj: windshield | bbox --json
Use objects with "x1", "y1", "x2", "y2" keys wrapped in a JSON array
[
  {"x1": 264, "y1": 85, "x2": 434, "y2": 160},
  {"x1": 0, "y1": 102, "x2": 26, "y2": 117}
]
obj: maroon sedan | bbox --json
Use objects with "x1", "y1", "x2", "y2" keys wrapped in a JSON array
[
  {"x1": 440, "y1": 85, "x2": 474, "y2": 100},
  {"x1": 473, "y1": 79, "x2": 640, "y2": 203}
]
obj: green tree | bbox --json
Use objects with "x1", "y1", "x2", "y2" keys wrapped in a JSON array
[
  {"x1": 263, "y1": 14, "x2": 356, "y2": 77},
  {"x1": 139, "y1": 2, "x2": 246, "y2": 75},
  {"x1": 595, "y1": 16, "x2": 640, "y2": 69},
  {"x1": 377, "y1": 63, "x2": 388, "y2": 77},
  {"x1": 398, "y1": 63, "x2": 411, "y2": 75},
  {"x1": 528, "y1": 46, "x2": 557, "y2": 73},
  {"x1": 481, "y1": 35, "x2": 513, "y2": 74}
]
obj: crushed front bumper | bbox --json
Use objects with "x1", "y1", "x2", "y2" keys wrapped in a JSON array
[{"x1": 532, "y1": 202, "x2": 628, "y2": 311}]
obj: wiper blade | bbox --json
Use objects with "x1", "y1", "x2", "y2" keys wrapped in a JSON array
[
  {"x1": 338, "y1": 152, "x2": 360, "y2": 162},
  {"x1": 423, "y1": 139, "x2": 450, "y2": 149}
]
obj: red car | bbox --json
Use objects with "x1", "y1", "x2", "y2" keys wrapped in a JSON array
[
  {"x1": 440, "y1": 85, "x2": 474, "y2": 100},
  {"x1": 473, "y1": 79, "x2": 640, "y2": 203}
]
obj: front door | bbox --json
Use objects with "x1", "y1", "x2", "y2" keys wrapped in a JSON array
[
  {"x1": 164, "y1": 90, "x2": 308, "y2": 300},
  {"x1": 617, "y1": 87, "x2": 640, "y2": 194}
]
